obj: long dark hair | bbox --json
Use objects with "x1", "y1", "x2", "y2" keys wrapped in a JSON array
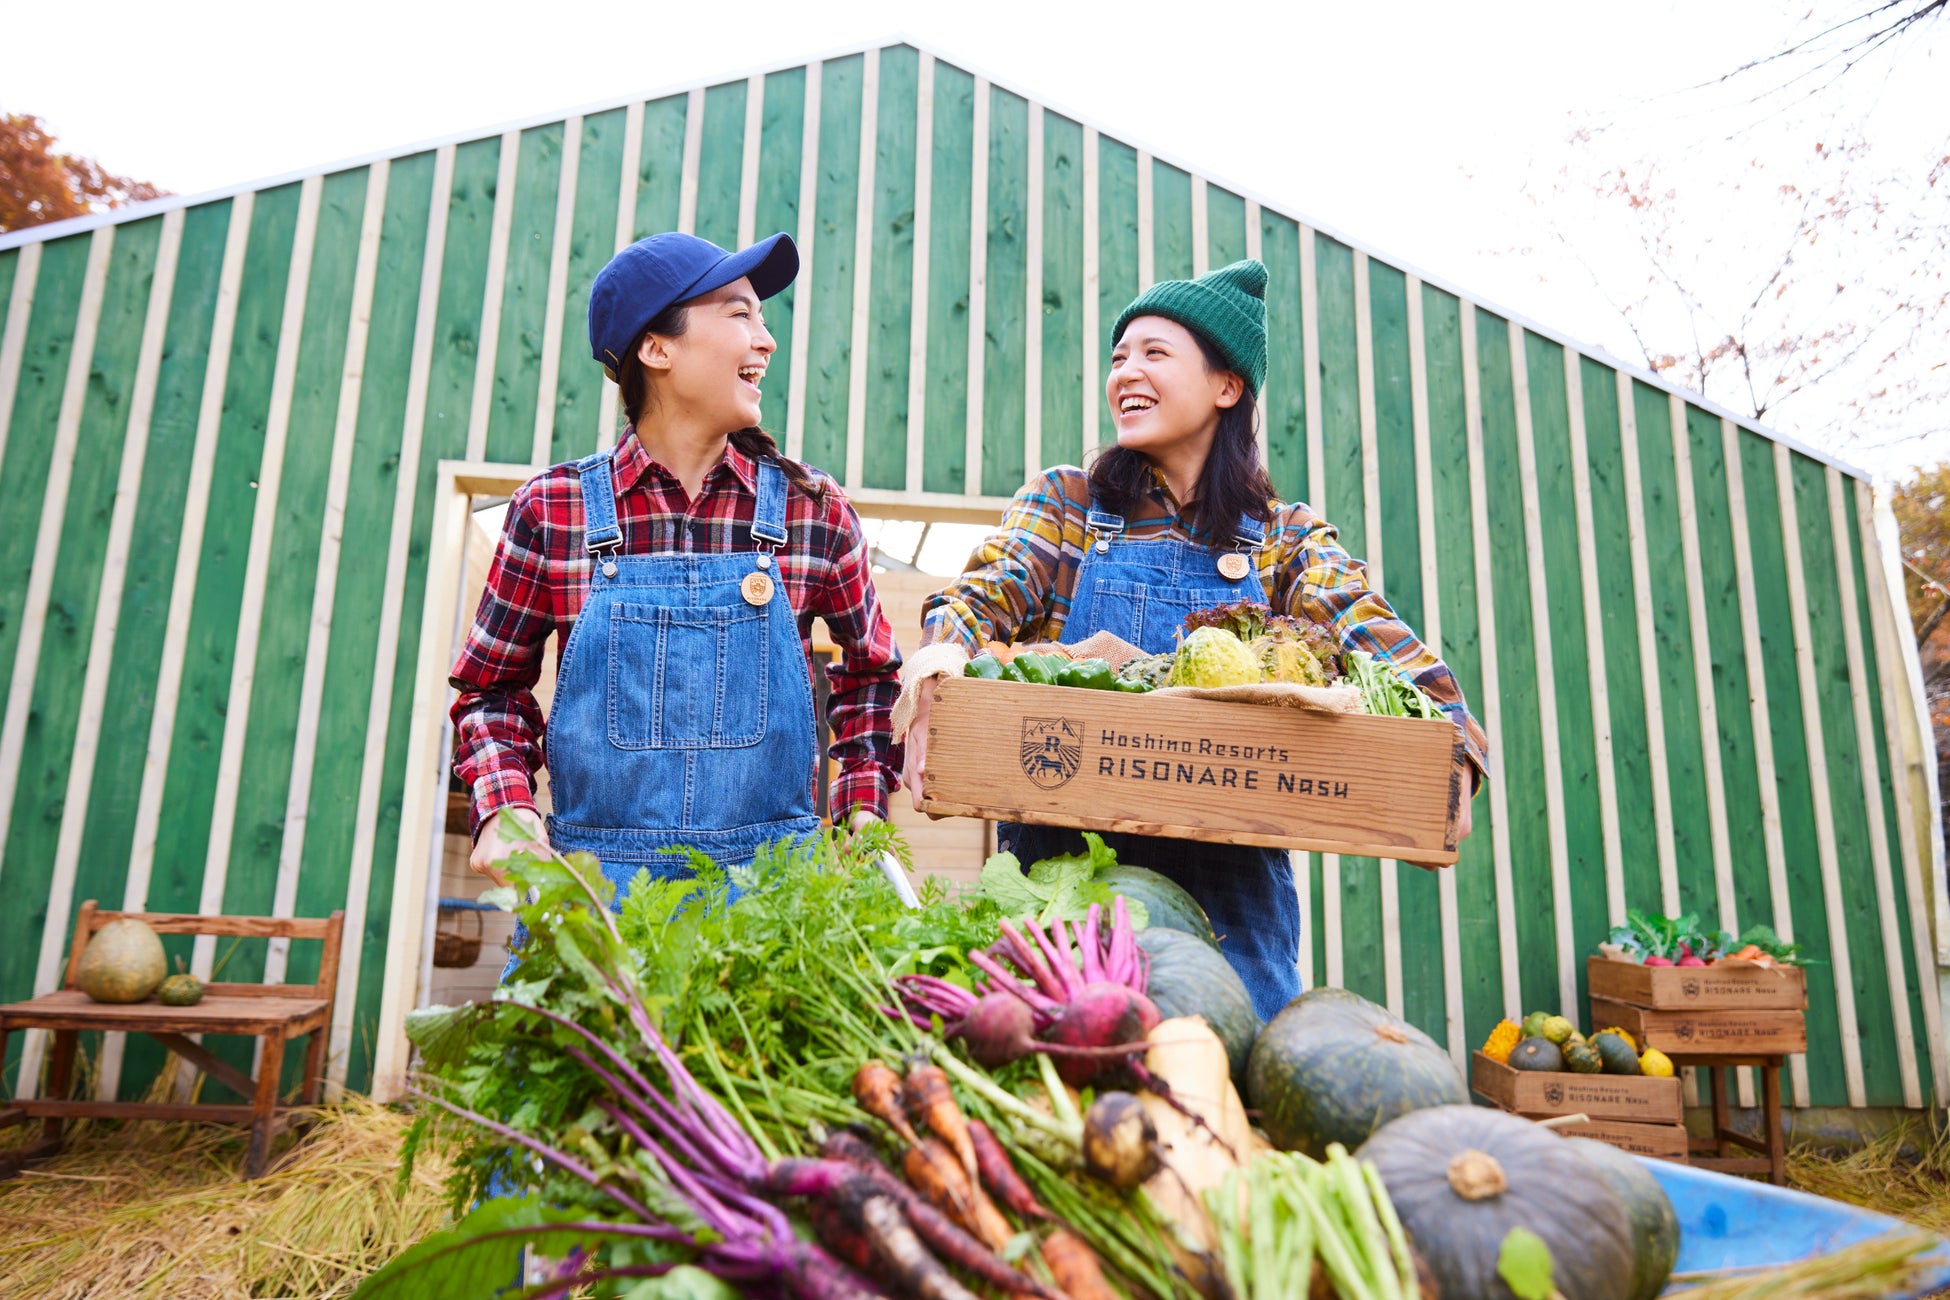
[
  {"x1": 1087, "y1": 328, "x2": 1275, "y2": 542},
  {"x1": 615, "y1": 300, "x2": 826, "y2": 502}
]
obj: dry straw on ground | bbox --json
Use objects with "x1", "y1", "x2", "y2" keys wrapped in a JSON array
[{"x1": 0, "y1": 1094, "x2": 452, "y2": 1300}]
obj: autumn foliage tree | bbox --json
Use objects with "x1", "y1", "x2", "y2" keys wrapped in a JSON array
[{"x1": 0, "y1": 113, "x2": 164, "y2": 234}]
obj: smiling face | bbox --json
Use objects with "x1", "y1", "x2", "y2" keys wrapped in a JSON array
[
  {"x1": 636, "y1": 277, "x2": 776, "y2": 431},
  {"x1": 1106, "y1": 315, "x2": 1242, "y2": 461}
]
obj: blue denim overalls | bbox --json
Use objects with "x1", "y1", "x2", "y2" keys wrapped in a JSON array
[
  {"x1": 996, "y1": 502, "x2": 1305, "y2": 1021},
  {"x1": 501, "y1": 452, "x2": 821, "y2": 977}
]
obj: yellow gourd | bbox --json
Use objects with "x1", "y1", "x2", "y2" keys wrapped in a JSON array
[
  {"x1": 1480, "y1": 1019, "x2": 1523, "y2": 1064},
  {"x1": 1639, "y1": 1048, "x2": 1675, "y2": 1078}
]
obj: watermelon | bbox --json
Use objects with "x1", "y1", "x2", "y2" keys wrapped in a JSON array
[
  {"x1": 1094, "y1": 865, "x2": 1220, "y2": 949},
  {"x1": 1246, "y1": 986, "x2": 1468, "y2": 1157},
  {"x1": 1137, "y1": 927, "x2": 1261, "y2": 1087}
]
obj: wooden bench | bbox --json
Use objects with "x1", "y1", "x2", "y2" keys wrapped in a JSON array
[{"x1": 0, "y1": 901, "x2": 344, "y2": 1179}]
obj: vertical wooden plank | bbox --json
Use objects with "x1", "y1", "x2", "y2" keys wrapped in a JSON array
[
  {"x1": 4, "y1": 223, "x2": 143, "y2": 1094},
  {"x1": 889, "y1": 44, "x2": 932, "y2": 493},
  {"x1": 553, "y1": 107, "x2": 626, "y2": 464},
  {"x1": 533, "y1": 118, "x2": 581, "y2": 467},
  {"x1": 103, "y1": 197, "x2": 249, "y2": 1100},
  {"x1": 465, "y1": 132, "x2": 518, "y2": 462},
  {"x1": 190, "y1": 176, "x2": 325, "y2": 999},
  {"x1": 597, "y1": 102, "x2": 642, "y2": 453},
  {"x1": 1617, "y1": 380, "x2": 1682, "y2": 913},
  {"x1": 980, "y1": 85, "x2": 1029, "y2": 497},
  {"x1": 1299, "y1": 227, "x2": 1323, "y2": 508},
  {"x1": 0, "y1": 228, "x2": 113, "y2": 891},
  {"x1": 1827, "y1": 465, "x2": 1921, "y2": 1105},
  {"x1": 483, "y1": 124, "x2": 563, "y2": 466},
  {"x1": 1206, "y1": 185, "x2": 1246, "y2": 270},
  {"x1": 801, "y1": 55, "x2": 863, "y2": 477},
  {"x1": 1081, "y1": 127, "x2": 1100, "y2": 454},
  {"x1": 636, "y1": 93, "x2": 689, "y2": 241},
  {"x1": 784, "y1": 66, "x2": 821, "y2": 464},
  {"x1": 1425, "y1": 284, "x2": 1505, "y2": 1051},
  {"x1": 752, "y1": 68, "x2": 806, "y2": 461},
  {"x1": 1734, "y1": 429, "x2": 1834, "y2": 1105},
  {"x1": 1858, "y1": 482, "x2": 1950, "y2": 1102},
  {"x1": 737, "y1": 74, "x2": 764, "y2": 248},
  {"x1": 263, "y1": 164, "x2": 389, "y2": 995},
  {"x1": 1036, "y1": 110, "x2": 1082, "y2": 474},
  {"x1": 1777, "y1": 443, "x2": 1866, "y2": 1105},
  {"x1": 1245, "y1": 199, "x2": 1265, "y2": 465},
  {"x1": 693, "y1": 81, "x2": 746, "y2": 250},
  {"x1": 1259, "y1": 213, "x2": 1304, "y2": 503},
  {"x1": 959, "y1": 72, "x2": 988, "y2": 501},
  {"x1": 79, "y1": 204, "x2": 228, "y2": 1098},
  {"x1": 677, "y1": 87, "x2": 704, "y2": 234},
  {"x1": 1095, "y1": 137, "x2": 1137, "y2": 450},
  {"x1": 0, "y1": 243, "x2": 39, "y2": 473},
  {"x1": 1564, "y1": 353, "x2": 1626, "y2": 925},
  {"x1": 1020, "y1": 100, "x2": 1044, "y2": 479},
  {"x1": 1190, "y1": 175, "x2": 1208, "y2": 277},
  {"x1": 1520, "y1": 331, "x2": 1604, "y2": 1019},
  {"x1": 1135, "y1": 149, "x2": 1154, "y2": 289},
  {"x1": 1463, "y1": 303, "x2": 1522, "y2": 1021},
  {"x1": 1475, "y1": 315, "x2": 1556, "y2": 1017},
  {"x1": 1150, "y1": 160, "x2": 1191, "y2": 283},
  {"x1": 843, "y1": 48, "x2": 881, "y2": 488}
]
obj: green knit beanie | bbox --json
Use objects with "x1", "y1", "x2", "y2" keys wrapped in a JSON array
[{"x1": 1112, "y1": 258, "x2": 1268, "y2": 395}]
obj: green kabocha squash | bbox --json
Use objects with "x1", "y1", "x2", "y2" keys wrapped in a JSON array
[
  {"x1": 1138, "y1": 927, "x2": 1261, "y2": 1087},
  {"x1": 157, "y1": 972, "x2": 204, "y2": 1007},
  {"x1": 1358, "y1": 1106, "x2": 1635, "y2": 1300},
  {"x1": 1246, "y1": 987, "x2": 1467, "y2": 1156},
  {"x1": 1564, "y1": 1040, "x2": 1605, "y2": 1074},
  {"x1": 1593, "y1": 1030, "x2": 1644, "y2": 1075},
  {"x1": 1094, "y1": 865, "x2": 1220, "y2": 950},
  {"x1": 1563, "y1": 1137, "x2": 1681, "y2": 1300},
  {"x1": 1508, "y1": 1037, "x2": 1564, "y2": 1072},
  {"x1": 76, "y1": 918, "x2": 168, "y2": 1003}
]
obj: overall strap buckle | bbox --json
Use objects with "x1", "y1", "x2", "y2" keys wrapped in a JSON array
[
  {"x1": 1085, "y1": 507, "x2": 1126, "y2": 554},
  {"x1": 577, "y1": 453, "x2": 624, "y2": 576},
  {"x1": 750, "y1": 459, "x2": 790, "y2": 569}
]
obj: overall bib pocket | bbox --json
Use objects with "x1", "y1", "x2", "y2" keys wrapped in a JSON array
[{"x1": 607, "y1": 602, "x2": 769, "y2": 749}]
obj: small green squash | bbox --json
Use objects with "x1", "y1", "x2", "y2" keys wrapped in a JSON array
[
  {"x1": 1564, "y1": 1041, "x2": 1605, "y2": 1074},
  {"x1": 1508, "y1": 1037, "x2": 1564, "y2": 1072},
  {"x1": 157, "y1": 973, "x2": 204, "y2": 1007},
  {"x1": 1520, "y1": 1010, "x2": 1551, "y2": 1039},
  {"x1": 1138, "y1": 927, "x2": 1260, "y2": 1087},
  {"x1": 1593, "y1": 1030, "x2": 1643, "y2": 1075},
  {"x1": 1358, "y1": 1106, "x2": 1635, "y2": 1300},
  {"x1": 1246, "y1": 987, "x2": 1467, "y2": 1156},
  {"x1": 1095, "y1": 865, "x2": 1220, "y2": 949},
  {"x1": 1563, "y1": 1137, "x2": 1681, "y2": 1300},
  {"x1": 75, "y1": 918, "x2": 167, "y2": 1003},
  {"x1": 1540, "y1": 1015, "x2": 1576, "y2": 1044}
]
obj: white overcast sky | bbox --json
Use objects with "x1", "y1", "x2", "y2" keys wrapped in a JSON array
[{"x1": 7, "y1": 0, "x2": 1945, "y2": 507}]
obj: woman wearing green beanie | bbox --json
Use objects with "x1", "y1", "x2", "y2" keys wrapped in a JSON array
[{"x1": 896, "y1": 258, "x2": 1488, "y2": 1017}]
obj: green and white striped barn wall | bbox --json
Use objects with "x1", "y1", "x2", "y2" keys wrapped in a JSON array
[{"x1": 0, "y1": 39, "x2": 1942, "y2": 1107}]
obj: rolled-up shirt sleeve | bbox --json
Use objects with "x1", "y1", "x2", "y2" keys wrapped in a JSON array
[
  {"x1": 921, "y1": 470, "x2": 1083, "y2": 649},
  {"x1": 449, "y1": 482, "x2": 555, "y2": 838}
]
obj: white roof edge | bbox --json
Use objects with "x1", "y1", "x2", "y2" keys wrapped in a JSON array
[{"x1": 0, "y1": 30, "x2": 1874, "y2": 482}]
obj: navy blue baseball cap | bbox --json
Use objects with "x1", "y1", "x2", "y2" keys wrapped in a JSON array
[{"x1": 588, "y1": 231, "x2": 799, "y2": 378}]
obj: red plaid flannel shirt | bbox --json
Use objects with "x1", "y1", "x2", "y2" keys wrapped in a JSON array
[{"x1": 449, "y1": 433, "x2": 902, "y2": 835}]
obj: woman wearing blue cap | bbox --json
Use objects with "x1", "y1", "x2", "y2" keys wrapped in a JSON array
[
  {"x1": 450, "y1": 231, "x2": 902, "y2": 904},
  {"x1": 895, "y1": 259, "x2": 1488, "y2": 1020}
]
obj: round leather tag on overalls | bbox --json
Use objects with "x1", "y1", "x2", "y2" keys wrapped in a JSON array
[
  {"x1": 1217, "y1": 552, "x2": 1251, "y2": 581},
  {"x1": 741, "y1": 570, "x2": 774, "y2": 606}
]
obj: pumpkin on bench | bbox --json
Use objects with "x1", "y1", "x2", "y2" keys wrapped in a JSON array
[{"x1": 0, "y1": 901, "x2": 345, "y2": 1179}]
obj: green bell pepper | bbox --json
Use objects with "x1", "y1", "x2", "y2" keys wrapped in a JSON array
[
  {"x1": 1114, "y1": 676, "x2": 1154, "y2": 693},
  {"x1": 996, "y1": 660, "x2": 1026, "y2": 683},
  {"x1": 1011, "y1": 652, "x2": 1066, "y2": 685},
  {"x1": 963, "y1": 652, "x2": 1007, "y2": 680},
  {"x1": 1054, "y1": 658, "x2": 1117, "y2": 691}
]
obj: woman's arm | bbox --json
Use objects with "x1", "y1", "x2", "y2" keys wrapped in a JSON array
[
  {"x1": 1272, "y1": 504, "x2": 1491, "y2": 788},
  {"x1": 918, "y1": 468, "x2": 1086, "y2": 650},
  {"x1": 450, "y1": 482, "x2": 556, "y2": 874},
  {"x1": 806, "y1": 487, "x2": 904, "y2": 823}
]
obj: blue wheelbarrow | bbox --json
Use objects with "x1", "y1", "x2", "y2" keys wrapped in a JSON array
[{"x1": 1649, "y1": 1157, "x2": 1950, "y2": 1295}]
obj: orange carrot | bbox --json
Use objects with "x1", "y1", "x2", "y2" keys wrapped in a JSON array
[
  {"x1": 905, "y1": 1137, "x2": 1012, "y2": 1249},
  {"x1": 1041, "y1": 1229, "x2": 1118, "y2": 1300},
  {"x1": 904, "y1": 1062, "x2": 980, "y2": 1181},
  {"x1": 854, "y1": 1060, "x2": 925, "y2": 1148}
]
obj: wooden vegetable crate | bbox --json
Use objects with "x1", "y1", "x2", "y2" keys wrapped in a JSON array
[
  {"x1": 918, "y1": 676, "x2": 1464, "y2": 863},
  {"x1": 1586, "y1": 955, "x2": 1807, "y2": 1011},
  {"x1": 1471, "y1": 1052, "x2": 1689, "y2": 1164},
  {"x1": 1589, "y1": 996, "x2": 1808, "y2": 1056}
]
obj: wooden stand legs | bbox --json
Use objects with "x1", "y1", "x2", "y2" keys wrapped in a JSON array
[{"x1": 1685, "y1": 1055, "x2": 1788, "y2": 1185}]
